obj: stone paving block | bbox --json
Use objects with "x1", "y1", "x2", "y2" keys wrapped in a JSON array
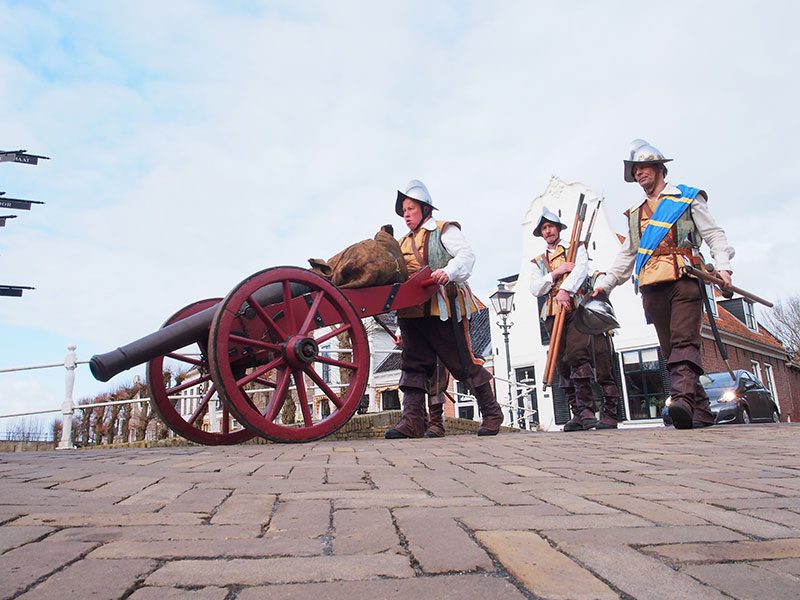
[
  {"x1": 267, "y1": 498, "x2": 330, "y2": 540},
  {"x1": 14, "y1": 512, "x2": 205, "y2": 527},
  {"x1": 144, "y1": 554, "x2": 414, "y2": 586},
  {"x1": 682, "y1": 563, "x2": 800, "y2": 600},
  {"x1": 711, "y1": 497, "x2": 800, "y2": 510},
  {"x1": 118, "y1": 481, "x2": 194, "y2": 505},
  {"x1": 16, "y1": 558, "x2": 155, "y2": 600},
  {"x1": 52, "y1": 473, "x2": 119, "y2": 492},
  {"x1": 462, "y1": 512, "x2": 649, "y2": 532},
  {"x1": 407, "y1": 472, "x2": 478, "y2": 497},
  {"x1": 89, "y1": 538, "x2": 321, "y2": 559},
  {"x1": 0, "y1": 525, "x2": 54, "y2": 553},
  {"x1": 47, "y1": 524, "x2": 261, "y2": 543},
  {"x1": 500, "y1": 464, "x2": 560, "y2": 478},
  {"x1": 395, "y1": 511, "x2": 493, "y2": 573},
  {"x1": 758, "y1": 558, "x2": 800, "y2": 577},
  {"x1": 333, "y1": 507, "x2": 401, "y2": 555},
  {"x1": 161, "y1": 487, "x2": 231, "y2": 514},
  {"x1": 556, "y1": 539, "x2": 728, "y2": 599},
  {"x1": 477, "y1": 530, "x2": 618, "y2": 599},
  {"x1": 646, "y1": 538, "x2": 800, "y2": 562},
  {"x1": 1, "y1": 540, "x2": 97, "y2": 600},
  {"x1": 325, "y1": 466, "x2": 368, "y2": 485},
  {"x1": 546, "y1": 525, "x2": 746, "y2": 547},
  {"x1": 530, "y1": 490, "x2": 620, "y2": 514},
  {"x1": 678, "y1": 501, "x2": 800, "y2": 538},
  {"x1": 335, "y1": 494, "x2": 495, "y2": 510},
  {"x1": 209, "y1": 493, "x2": 276, "y2": 525},
  {"x1": 587, "y1": 494, "x2": 708, "y2": 525},
  {"x1": 740, "y1": 508, "x2": 800, "y2": 529},
  {"x1": 235, "y1": 573, "x2": 527, "y2": 600}
]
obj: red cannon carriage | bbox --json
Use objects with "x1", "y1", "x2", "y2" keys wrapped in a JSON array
[{"x1": 90, "y1": 266, "x2": 436, "y2": 445}]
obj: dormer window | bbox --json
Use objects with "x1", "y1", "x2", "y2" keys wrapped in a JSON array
[
  {"x1": 743, "y1": 299, "x2": 757, "y2": 331},
  {"x1": 704, "y1": 284, "x2": 718, "y2": 317}
]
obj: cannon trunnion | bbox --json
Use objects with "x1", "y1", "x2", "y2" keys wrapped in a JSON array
[{"x1": 90, "y1": 266, "x2": 436, "y2": 445}]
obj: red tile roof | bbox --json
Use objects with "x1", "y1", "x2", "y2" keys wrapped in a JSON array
[{"x1": 705, "y1": 295, "x2": 784, "y2": 351}]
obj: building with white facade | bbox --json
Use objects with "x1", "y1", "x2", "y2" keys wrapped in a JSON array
[{"x1": 488, "y1": 175, "x2": 669, "y2": 431}]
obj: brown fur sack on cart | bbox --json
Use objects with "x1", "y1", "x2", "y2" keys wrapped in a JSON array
[{"x1": 308, "y1": 225, "x2": 408, "y2": 288}]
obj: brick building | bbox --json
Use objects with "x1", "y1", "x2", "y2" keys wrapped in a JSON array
[{"x1": 702, "y1": 294, "x2": 800, "y2": 422}]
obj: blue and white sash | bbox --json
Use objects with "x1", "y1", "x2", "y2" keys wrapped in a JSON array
[{"x1": 634, "y1": 184, "x2": 700, "y2": 285}]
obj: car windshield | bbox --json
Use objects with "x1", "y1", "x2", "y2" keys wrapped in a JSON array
[{"x1": 701, "y1": 372, "x2": 738, "y2": 389}]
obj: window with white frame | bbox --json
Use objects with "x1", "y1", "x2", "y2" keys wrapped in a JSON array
[
  {"x1": 750, "y1": 360, "x2": 762, "y2": 383},
  {"x1": 743, "y1": 299, "x2": 757, "y2": 331},
  {"x1": 704, "y1": 283, "x2": 718, "y2": 316},
  {"x1": 763, "y1": 363, "x2": 779, "y2": 408}
]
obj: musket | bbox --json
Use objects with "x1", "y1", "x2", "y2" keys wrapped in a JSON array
[
  {"x1": 582, "y1": 198, "x2": 602, "y2": 247},
  {"x1": 543, "y1": 194, "x2": 587, "y2": 389},
  {"x1": 681, "y1": 265, "x2": 773, "y2": 308}
]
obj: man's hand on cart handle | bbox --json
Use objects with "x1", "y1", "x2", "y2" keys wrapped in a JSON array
[{"x1": 431, "y1": 269, "x2": 450, "y2": 285}]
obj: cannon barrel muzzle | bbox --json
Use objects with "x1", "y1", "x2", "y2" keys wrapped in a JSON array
[{"x1": 89, "y1": 280, "x2": 312, "y2": 382}]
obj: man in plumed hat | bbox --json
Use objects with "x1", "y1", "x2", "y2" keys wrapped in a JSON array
[
  {"x1": 594, "y1": 140, "x2": 735, "y2": 429},
  {"x1": 530, "y1": 207, "x2": 598, "y2": 431}
]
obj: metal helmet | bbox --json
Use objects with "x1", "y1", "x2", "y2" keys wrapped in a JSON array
[
  {"x1": 533, "y1": 206, "x2": 567, "y2": 237},
  {"x1": 395, "y1": 179, "x2": 437, "y2": 217},
  {"x1": 573, "y1": 294, "x2": 620, "y2": 335},
  {"x1": 623, "y1": 139, "x2": 673, "y2": 183}
]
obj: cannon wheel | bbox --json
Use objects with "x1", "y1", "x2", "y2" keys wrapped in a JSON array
[
  {"x1": 208, "y1": 267, "x2": 370, "y2": 443},
  {"x1": 147, "y1": 298, "x2": 255, "y2": 446}
]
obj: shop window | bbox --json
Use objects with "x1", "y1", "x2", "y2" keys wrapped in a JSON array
[{"x1": 622, "y1": 347, "x2": 668, "y2": 419}]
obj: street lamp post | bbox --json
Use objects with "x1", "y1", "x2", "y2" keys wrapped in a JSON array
[{"x1": 489, "y1": 282, "x2": 516, "y2": 428}]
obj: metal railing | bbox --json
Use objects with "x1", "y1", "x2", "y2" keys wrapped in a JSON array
[{"x1": 1, "y1": 344, "x2": 545, "y2": 449}]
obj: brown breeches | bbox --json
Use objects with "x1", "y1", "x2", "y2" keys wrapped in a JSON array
[
  {"x1": 545, "y1": 314, "x2": 593, "y2": 381},
  {"x1": 640, "y1": 278, "x2": 703, "y2": 370},
  {"x1": 641, "y1": 278, "x2": 713, "y2": 426},
  {"x1": 398, "y1": 316, "x2": 492, "y2": 393}
]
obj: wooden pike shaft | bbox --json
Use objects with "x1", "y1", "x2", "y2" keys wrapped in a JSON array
[
  {"x1": 543, "y1": 195, "x2": 587, "y2": 389},
  {"x1": 682, "y1": 265, "x2": 773, "y2": 308}
]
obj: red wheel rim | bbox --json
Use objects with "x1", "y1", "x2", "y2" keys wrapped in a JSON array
[
  {"x1": 209, "y1": 267, "x2": 369, "y2": 443},
  {"x1": 147, "y1": 298, "x2": 255, "y2": 446}
]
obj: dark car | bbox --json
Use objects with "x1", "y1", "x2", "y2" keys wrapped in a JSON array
[{"x1": 663, "y1": 369, "x2": 780, "y2": 426}]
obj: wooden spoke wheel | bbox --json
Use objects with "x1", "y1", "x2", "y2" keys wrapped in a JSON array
[
  {"x1": 208, "y1": 267, "x2": 370, "y2": 443},
  {"x1": 147, "y1": 298, "x2": 255, "y2": 446}
]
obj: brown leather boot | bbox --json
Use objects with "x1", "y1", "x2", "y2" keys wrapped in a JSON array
[
  {"x1": 562, "y1": 384, "x2": 583, "y2": 432},
  {"x1": 667, "y1": 362, "x2": 714, "y2": 430},
  {"x1": 424, "y1": 399, "x2": 445, "y2": 438},
  {"x1": 574, "y1": 377, "x2": 598, "y2": 430},
  {"x1": 597, "y1": 385, "x2": 619, "y2": 429},
  {"x1": 385, "y1": 388, "x2": 426, "y2": 439},
  {"x1": 473, "y1": 382, "x2": 503, "y2": 436}
]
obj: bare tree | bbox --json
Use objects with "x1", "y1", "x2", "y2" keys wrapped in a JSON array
[
  {"x1": 762, "y1": 294, "x2": 800, "y2": 358},
  {"x1": 5, "y1": 418, "x2": 48, "y2": 442}
]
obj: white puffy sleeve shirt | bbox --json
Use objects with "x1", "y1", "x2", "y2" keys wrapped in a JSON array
[
  {"x1": 595, "y1": 183, "x2": 735, "y2": 293},
  {"x1": 529, "y1": 244, "x2": 589, "y2": 297}
]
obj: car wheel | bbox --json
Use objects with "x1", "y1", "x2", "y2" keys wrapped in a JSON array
[
  {"x1": 739, "y1": 407, "x2": 751, "y2": 424},
  {"x1": 771, "y1": 409, "x2": 780, "y2": 423}
]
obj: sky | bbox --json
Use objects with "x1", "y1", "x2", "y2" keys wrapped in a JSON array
[{"x1": 1, "y1": 0, "x2": 799, "y2": 432}]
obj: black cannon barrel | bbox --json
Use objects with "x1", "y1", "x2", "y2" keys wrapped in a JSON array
[{"x1": 89, "y1": 280, "x2": 311, "y2": 382}]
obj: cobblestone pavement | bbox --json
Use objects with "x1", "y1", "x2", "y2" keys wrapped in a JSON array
[{"x1": 2, "y1": 424, "x2": 800, "y2": 600}]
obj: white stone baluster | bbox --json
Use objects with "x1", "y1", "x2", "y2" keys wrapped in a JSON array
[{"x1": 57, "y1": 345, "x2": 77, "y2": 450}]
